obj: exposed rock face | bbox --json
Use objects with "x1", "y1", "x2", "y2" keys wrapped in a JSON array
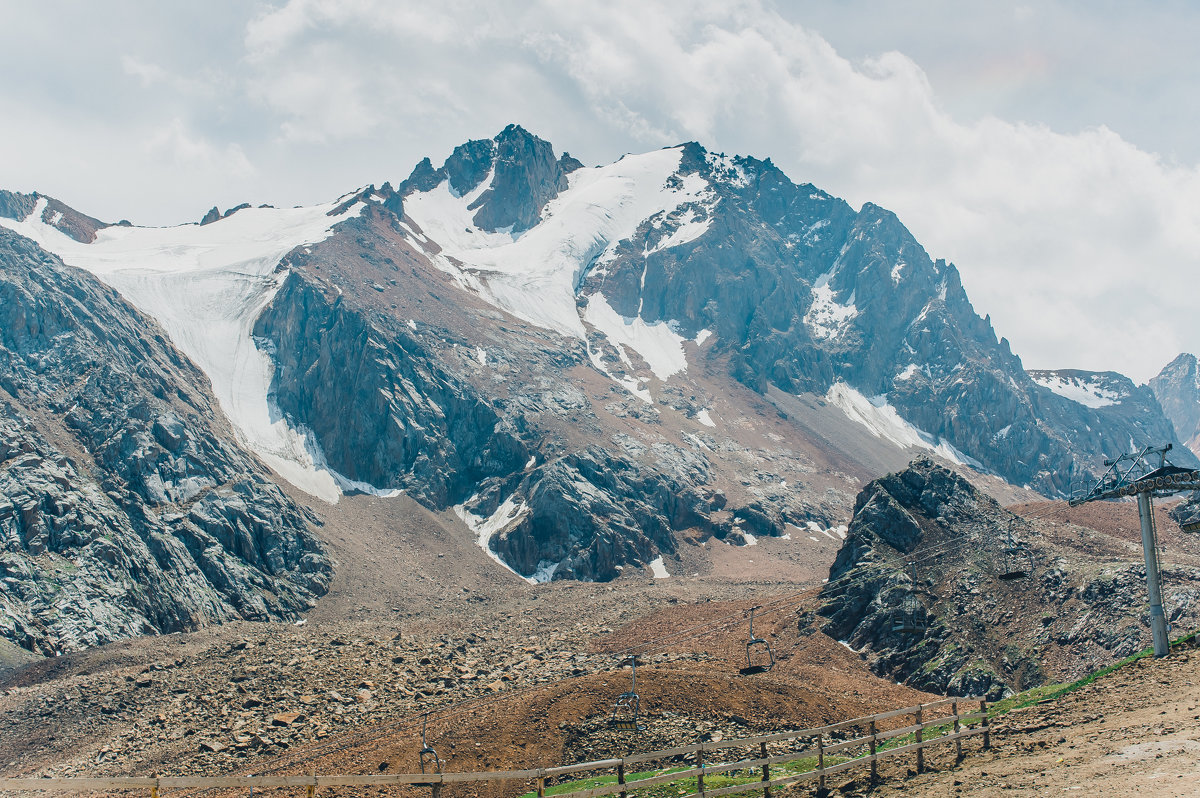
[
  {"x1": 818, "y1": 457, "x2": 1200, "y2": 699},
  {"x1": 1150, "y1": 353, "x2": 1200, "y2": 457},
  {"x1": 0, "y1": 228, "x2": 330, "y2": 655},
  {"x1": 472, "y1": 444, "x2": 726, "y2": 582},
  {"x1": 247, "y1": 205, "x2": 847, "y2": 582},
  {"x1": 569, "y1": 144, "x2": 1193, "y2": 494},
  {"x1": 252, "y1": 265, "x2": 529, "y2": 508},
  {"x1": 1028, "y1": 368, "x2": 1191, "y2": 474},
  {"x1": 399, "y1": 124, "x2": 566, "y2": 233}
]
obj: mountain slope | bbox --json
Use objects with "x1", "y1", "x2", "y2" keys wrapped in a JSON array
[
  {"x1": 393, "y1": 127, "x2": 1193, "y2": 495},
  {"x1": 1150, "y1": 353, "x2": 1200, "y2": 457},
  {"x1": 0, "y1": 227, "x2": 330, "y2": 655},
  {"x1": 1, "y1": 124, "x2": 1189, "y2": 589}
]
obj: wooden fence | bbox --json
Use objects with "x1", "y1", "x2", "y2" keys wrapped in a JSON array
[{"x1": 0, "y1": 697, "x2": 988, "y2": 796}]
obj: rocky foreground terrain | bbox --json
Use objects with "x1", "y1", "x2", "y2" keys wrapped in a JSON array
[
  {"x1": 3, "y1": 459, "x2": 1198, "y2": 791},
  {"x1": 850, "y1": 638, "x2": 1200, "y2": 797}
]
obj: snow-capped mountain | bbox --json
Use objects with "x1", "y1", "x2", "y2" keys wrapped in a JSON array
[{"x1": 0, "y1": 124, "x2": 1193, "y2": 615}]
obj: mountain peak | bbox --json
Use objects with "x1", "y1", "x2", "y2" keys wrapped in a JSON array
[
  {"x1": 1150, "y1": 353, "x2": 1200, "y2": 457},
  {"x1": 399, "y1": 125, "x2": 567, "y2": 233}
]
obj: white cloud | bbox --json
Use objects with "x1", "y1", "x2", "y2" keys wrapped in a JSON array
[
  {"x1": 146, "y1": 118, "x2": 256, "y2": 178},
  {"x1": 2, "y1": 0, "x2": 1197, "y2": 382}
]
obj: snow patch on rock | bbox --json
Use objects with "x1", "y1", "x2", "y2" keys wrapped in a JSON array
[
  {"x1": 804, "y1": 270, "x2": 858, "y2": 340},
  {"x1": 454, "y1": 496, "x2": 548, "y2": 583},
  {"x1": 825, "y1": 382, "x2": 981, "y2": 468},
  {"x1": 1030, "y1": 372, "x2": 1124, "y2": 408},
  {"x1": 583, "y1": 293, "x2": 688, "y2": 381}
]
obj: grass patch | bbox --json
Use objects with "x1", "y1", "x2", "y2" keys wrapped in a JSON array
[{"x1": 517, "y1": 755, "x2": 852, "y2": 798}]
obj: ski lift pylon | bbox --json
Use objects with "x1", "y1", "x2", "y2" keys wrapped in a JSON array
[
  {"x1": 609, "y1": 655, "x2": 645, "y2": 732},
  {"x1": 739, "y1": 605, "x2": 775, "y2": 675}
]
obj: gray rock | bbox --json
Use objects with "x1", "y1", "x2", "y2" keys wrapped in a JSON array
[{"x1": 0, "y1": 228, "x2": 330, "y2": 655}]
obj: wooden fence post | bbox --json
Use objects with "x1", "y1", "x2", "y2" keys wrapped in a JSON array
[
  {"x1": 952, "y1": 700, "x2": 962, "y2": 764},
  {"x1": 618, "y1": 762, "x2": 627, "y2": 798},
  {"x1": 431, "y1": 782, "x2": 443, "y2": 798},
  {"x1": 537, "y1": 774, "x2": 546, "y2": 798},
  {"x1": 816, "y1": 735, "x2": 825, "y2": 796},
  {"x1": 868, "y1": 719, "x2": 878, "y2": 783},
  {"x1": 760, "y1": 741, "x2": 770, "y2": 798},
  {"x1": 980, "y1": 699, "x2": 990, "y2": 750},
  {"x1": 697, "y1": 744, "x2": 705, "y2": 795},
  {"x1": 915, "y1": 705, "x2": 924, "y2": 774}
]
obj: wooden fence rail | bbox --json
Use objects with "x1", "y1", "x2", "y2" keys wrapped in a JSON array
[{"x1": 0, "y1": 698, "x2": 989, "y2": 795}]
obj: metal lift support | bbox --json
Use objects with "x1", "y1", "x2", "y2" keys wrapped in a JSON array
[
  {"x1": 1069, "y1": 444, "x2": 1200, "y2": 657},
  {"x1": 418, "y1": 712, "x2": 442, "y2": 778}
]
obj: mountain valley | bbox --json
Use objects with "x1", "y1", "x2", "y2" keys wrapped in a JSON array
[{"x1": 0, "y1": 125, "x2": 1199, "y2": 785}]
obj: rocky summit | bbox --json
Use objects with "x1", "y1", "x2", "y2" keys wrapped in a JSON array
[{"x1": 1151, "y1": 352, "x2": 1200, "y2": 457}]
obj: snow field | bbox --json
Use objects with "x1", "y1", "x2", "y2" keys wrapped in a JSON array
[
  {"x1": 1030, "y1": 372, "x2": 1124, "y2": 408},
  {"x1": 404, "y1": 147, "x2": 712, "y2": 399},
  {"x1": 0, "y1": 197, "x2": 368, "y2": 502}
]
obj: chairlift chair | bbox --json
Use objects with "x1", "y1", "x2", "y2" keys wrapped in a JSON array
[
  {"x1": 418, "y1": 712, "x2": 442, "y2": 777},
  {"x1": 891, "y1": 562, "x2": 927, "y2": 635},
  {"x1": 739, "y1": 605, "x2": 775, "y2": 675},
  {"x1": 891, "y1": 593, "x2": 927, "y2": 634},
  {"x1": 609, "y1": 655, "x2": 645, "y2": 732},
  {"x1": 998, "y1": 523, "x2": 1033, "y2": 580},
  {"x1": 998, "y1": 545, "x2": 1033, "y2": 580}
]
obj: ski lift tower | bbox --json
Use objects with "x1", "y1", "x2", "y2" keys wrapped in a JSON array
[{"x1": 1069, "y1": 443, "x2": 1200, "y2": 657}]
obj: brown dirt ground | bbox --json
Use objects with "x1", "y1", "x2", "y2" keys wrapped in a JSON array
[{"x1": 831, "y1": 639, "x2": 1200, "y2": 797}]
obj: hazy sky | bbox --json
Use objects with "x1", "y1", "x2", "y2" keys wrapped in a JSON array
[{"x1": 1, "y1": 1, "x2": 1197, "y2": 382}]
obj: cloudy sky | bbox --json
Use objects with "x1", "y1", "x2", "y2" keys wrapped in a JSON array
[{"x1": 1, "y1": 1, "x2": 1197, "y2": 382}]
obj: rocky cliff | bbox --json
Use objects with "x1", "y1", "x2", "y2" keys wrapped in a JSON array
[
  {"x1": 1150, "y1": 353, "x2": 1200, "y2": 457},
  {"x1": 0, "y1": 228, "x2": 330, "y2": 655},
  {"x1": 251, "y1": 256, "x2": 530, "y2": 509},
  {"x1": 818, "y1": 457, "x2": 1200, "y2": 699}
]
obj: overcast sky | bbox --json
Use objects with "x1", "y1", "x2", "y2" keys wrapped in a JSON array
[{"x1": 1, "y1": 1, "x2": 1197, "y2": 382}]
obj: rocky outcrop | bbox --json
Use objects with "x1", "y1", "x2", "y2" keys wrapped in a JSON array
[
  {"x1": 0, "y1": 228, "x2": 330, "y2": 655},
  {"x1": 252, "y1": 270, "x2": 530, "y2": 508},
  {"x1": 1150, "y1": 353, "x2": 1200, "y2": 457},
  {"x1": 469, "y1": 444, "x2": 725, "y2": 582},
  {"x1": 818, "y1": 457, "x2": 1200, "y2": 699},
  {"x1": 399, "y1": 124, "x2": 567, "y2": 233}
]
